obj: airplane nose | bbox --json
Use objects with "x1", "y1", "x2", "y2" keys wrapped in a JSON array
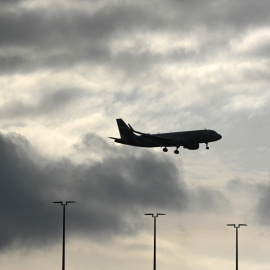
[{"x1": 218, "y1": 134, "x2": 222, "y2": 140}]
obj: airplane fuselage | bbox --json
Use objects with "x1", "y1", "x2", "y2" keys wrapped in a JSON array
[
  {"x1": 116, "y1": 129, "x2": 221, "y2": 148},
  {"x1": 110, "y1": 119, "x2": 222, "y2": 154}
]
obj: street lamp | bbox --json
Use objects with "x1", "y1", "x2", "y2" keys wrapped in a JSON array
[
  {"x1": 145, "y1": 213, "x2": 166, "y2": 270},
  {"x1": 53, "y1": 201, "x2": 76, "y2": 270},
  {"x1": 227, "y1": 223, "x2": 247, "y2": 270}
]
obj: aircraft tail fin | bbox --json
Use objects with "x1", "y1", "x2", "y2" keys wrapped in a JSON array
[{"x1": 116, "y1": 119, "x2": 134, "y2": 139}]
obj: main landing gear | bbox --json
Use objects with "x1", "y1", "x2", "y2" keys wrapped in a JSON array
[
  {"x1": 163, "y1": 147, "x2": 180, "y2": 154},
  {"x1": 174, "y1": 146, "x2": 180, "y2": 154},
  {"x1": 206, "y1": 142, "x2": 209, "y2": 150}
]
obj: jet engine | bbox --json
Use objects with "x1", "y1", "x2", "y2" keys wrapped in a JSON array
[{"x1": 184, "y1": 143, "x2": 199, "y2": 150}]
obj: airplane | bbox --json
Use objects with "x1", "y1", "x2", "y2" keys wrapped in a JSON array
[{"x1": 109, "y1": 119, "x2": 222, "y2": 154}]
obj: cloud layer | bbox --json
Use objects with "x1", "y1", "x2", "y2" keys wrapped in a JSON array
[
  {"x1": 1, "y1": 1, "x2": 270, "y2": 269},
  {"x1": 0, "y1": 131, "x2": 232, "y2": 250}
]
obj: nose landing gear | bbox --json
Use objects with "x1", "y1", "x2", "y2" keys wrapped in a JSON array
[
  {"x1": 163, "y1": 147, "x2": 168, "y2": 152},
  {"x1": 206, "y1": 143, "x2": 209, "y2": 150}
]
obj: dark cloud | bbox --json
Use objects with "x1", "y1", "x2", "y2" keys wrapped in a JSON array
[
  {"x1": 220, "y1": 0, "x2": 270, "y2": 28},
  {"x1": 189, "y1": 186, "x2": 229, "y2": 212},
  {"x1": 0, "y1": 11, "x2": 50, "y2": 47},
  {"x1": 1, "y1": 0, "x2": 270, "y2": 74},
  {"x1": 0, "y1": 3, "x2": 157, "y2": 48},
  {"x1": 218, "y1": 107, "x2": 270, "y2": 172},
  {"x1": 0, "y1": 0, "x2": 23, "y2": 4},
  {"x1": 0, "y1": 6, "x2": 129, "y2": 72},
  {"x1": 0, "y1": 54, "x2": 33, "y2": 74},
  {"x1": 0, "y1": 133, "x2": 59, "y2": 249},
  {"x1": 0, "y1": 131, "x2": 187, "y2": 249},
  {"x1": 244, "y1": 43, "x2": 270, "y2": 59},
  {"x1": 167, "y1": 0, "x2": 270, "y2": 29},
  {"x1": 0, "y1": 89, "x2": 86, "y2": 119},
  {"x1": 255, "y1": 182, "x2": 270, "y2": 225},
  {"x1": 0, "y1": 131, "x2": 229, "y2": 250},
  {"x1": 225, "y1": 179, "x2": 270, "y2": 227}
]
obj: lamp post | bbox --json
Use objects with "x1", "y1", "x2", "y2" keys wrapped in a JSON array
[
  {"x1": 145, "y1": 213, "x2": 166, "y2": 270},
  {"x1": 53, "y1": 201, "x2": 76, "y2": 270},
  {"x1": 227, "y1": 223, "x2": 247, "y2": 270}
]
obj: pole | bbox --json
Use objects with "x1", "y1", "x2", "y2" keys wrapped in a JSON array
[
  {"x1": 54, "y1": 201, "x2": 76, "y2": 270},
  {"x1": 236, "y1": 226, "x2": 238, "y2": 270},
  {"x1": 145, "y1": 213, "x2": 166, "y2": 270},
  {"x1": 62, "y1": 203, "x2": 65, "y2": 270},
  {"x1": 227, "y1": 224, "x2": 247, "y2": 270},
  {"x1": 153, "y1": 215, "x2": 156, "y2": 270}
]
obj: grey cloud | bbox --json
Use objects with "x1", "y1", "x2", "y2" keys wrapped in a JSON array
[
  {"x1": 0, "y1": 133, "x2": 60, "y2": 249},
  {"x1": 0, "y1": 5, "x2": 140, "y2": 72},
  {"x1": 224, "y1": 179, "x2": 270, "y2": 228},
  {"x1": 232, "y1": 179, "x2": 270, "y2": 226},
  {"x1": 256, "y1": 182, "x2": 270, "y2": 225},
  {"x1": 0, "y1": 89, "x2": 86, "y2": 119},
  {"x1": 219, "y1": 108, "x2": 270, "y2": 172},
  {"x1": 0, "y1": 11, "x2": 50, "y2": 47},
  {"x1": 244, "y1": 44, "x2": 270, "y2": 59},
  {"x1": 2, "y1": 0, "x2": 270, "y2": 74},
  {"x1": 0, "y1": 3, "x2": 159, "y2": 48},
  {"x1": 167, "y1": 0, "x2": 270, "y2": 29},
  {"x1": 221, "y1": 0, "x2": 270, "y2": 29},
  {"x1": 0, "y1": 131, "x2": 230, "y2": 250},
  {"x1": 188, "y1": 186, "x2": 229, "y2": 213},
  {"x1": 0, "y1": 131, "x2": 187, "y2": 249},
  {"x1": 0, "y1": 0, "x2": 22, "y2": 4},
  {"x1": 0, "y1": 54, "x2": 33, "y2": 74}
]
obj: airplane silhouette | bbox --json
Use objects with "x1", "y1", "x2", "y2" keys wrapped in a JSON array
[{"x1": 109, "y1": 119, "x2": 222, "y2": 154}]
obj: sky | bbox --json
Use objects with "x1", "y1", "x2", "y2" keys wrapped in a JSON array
[{"x1": 0, "y1": 0, "x2": 270, "y2": 269}]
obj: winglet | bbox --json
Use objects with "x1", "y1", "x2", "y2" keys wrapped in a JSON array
[
  {"x1": 128, "y1": 124, "x2": 145, "y2": 135},
  {"x1": 128, "y1": 124, "x2": 134, "y2": 132}
]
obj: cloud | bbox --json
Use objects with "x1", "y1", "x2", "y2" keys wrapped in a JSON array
[
  {"x1": 0, "y1": 0, "x2": 22, "y2": 5},
  {"x1": 0, "y1": 131, "x2": 187, "y2": 249},
  {"x1": 168, "y1": 0, "x2": 270, "y2": 29},
  {"x1": 2, "y1": 0, "x2": 270, "y2": 75},
  {"x1": 0, "y1": 131, "x2": 230, "y2": 250},
  {"x1": 230, "y1": 27, "x2": 270, "y2": 53},
  {"x1": 255, "y1": 182, "x2": 270, "y2": 225},
  {"x1": 0, "y1": 89, "x2": 86, "y2": 119},
  {"x1": 189, "y1": 186, "x2": 229, "y2": 212}
]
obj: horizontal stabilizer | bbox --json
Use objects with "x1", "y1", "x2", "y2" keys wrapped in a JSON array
[{"x1": 109, "y1": 137, "x2": 119, "y2": 140}]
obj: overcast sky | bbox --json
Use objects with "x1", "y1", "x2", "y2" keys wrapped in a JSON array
[{"x1": 0, "y1": 0, "x2": 270, "y2": 269}]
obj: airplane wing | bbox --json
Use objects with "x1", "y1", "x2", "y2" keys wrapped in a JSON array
[
  {"x1": 128, "y1": 124, "x2": 173, "y2": 144},
  {"x1": 140, "y1": 133, "x2": 173, "y2": 144}
]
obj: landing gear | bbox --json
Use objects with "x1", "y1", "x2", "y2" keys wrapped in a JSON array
[
  {"x1": 162, "y1": 147, "x2": 180, "y2": 154},
  {"x1": 173, "y1": 145, "x2": 180, "y2": 154},
  {"x1": 206, "y1": 143, "x2": 209, "y2": 150}
]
